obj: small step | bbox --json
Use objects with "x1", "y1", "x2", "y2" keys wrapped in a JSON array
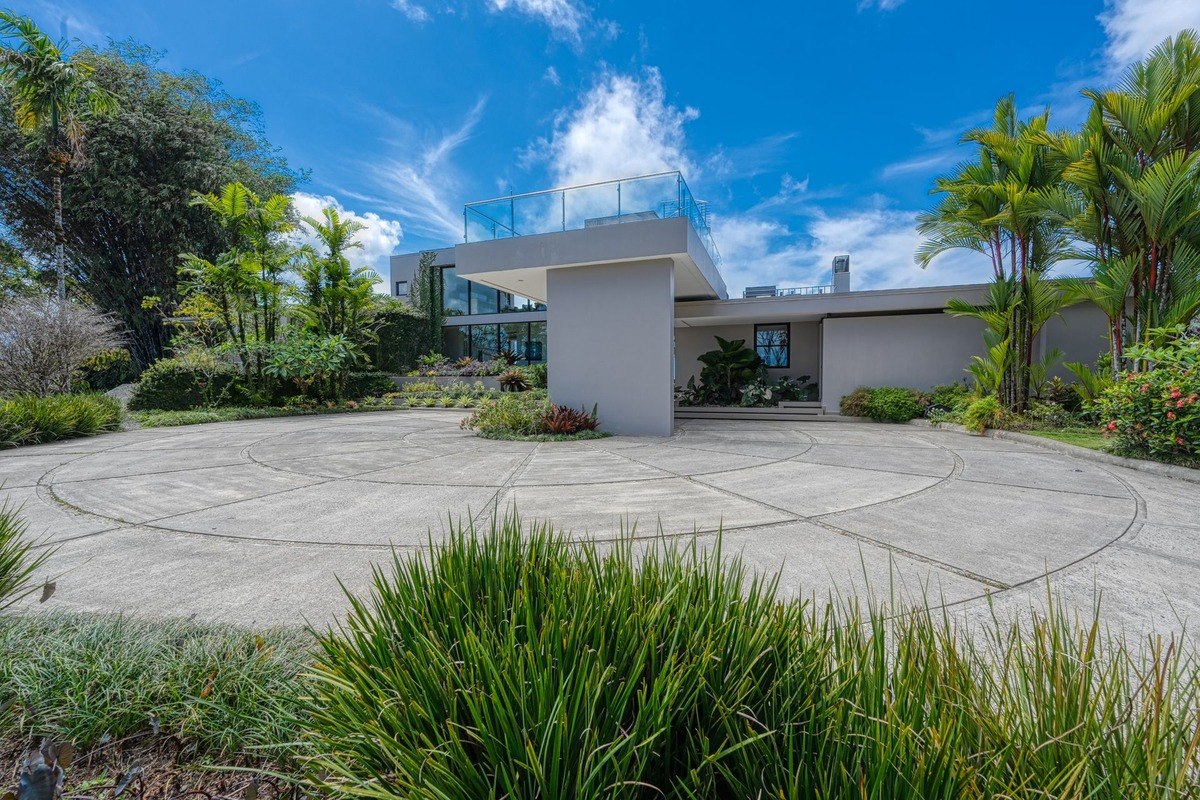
[
  {"x1": 778, "y1": 401, "x2": 822, "y2": 409},
  {"x1": 675, "y1": 405, "x2": 836, "y2": 422}
]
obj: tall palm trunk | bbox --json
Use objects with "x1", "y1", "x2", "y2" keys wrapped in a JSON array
[{"x1": 53, "y1": 172, "x2": 65, "y2": 300}]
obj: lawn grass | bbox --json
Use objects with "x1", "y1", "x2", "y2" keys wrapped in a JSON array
[
  {"x1": 0, "y1": 613, "x2": 309, "y2": 760},
  {"x1": 1024, "y1": 427, "x2": 1109, "y2": 450}
]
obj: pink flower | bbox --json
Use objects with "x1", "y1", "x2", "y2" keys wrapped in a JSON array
[
  {"x1": 1179, "y1": 399, "x2": 1186, "y2": 408},
  {"x1": 1108, "y1": 420, "x2": 1118, "y2": 431},
  {"x1": 1170, "y1": 389, "x2": 1182, "y2": 399},
  {"x1": 1179, "y1": 437, "x2": 1187, "y2": 446},
  {"x1": 1140, "y1": 383, "x2": 1150, "y2": 393},
  {"x1": 1167, "y1": 411, "x2": 1176, "y2": 420}
]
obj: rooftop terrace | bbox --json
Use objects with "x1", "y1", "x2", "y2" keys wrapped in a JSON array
[{"x1": 463, "y1": 171, "x2": 723, "y2": 268}]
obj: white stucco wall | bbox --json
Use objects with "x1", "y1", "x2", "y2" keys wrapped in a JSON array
[
  {"x1": 821, "y1": 314, "x2": 988, "y2": 413},
  {"x1": 820, "y1": 303, "x2": 1112, "y2": 413},
  {"x1": 546, "y1": 260, "x2": 675, "y2": 436}
]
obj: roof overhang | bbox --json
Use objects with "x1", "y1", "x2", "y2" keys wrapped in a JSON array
[
  {"x1": 452, "y1": 216, "x2": 728, "y2": 302},
  {"x1": 674, "y1": 283, "x2": 993, "y2": 326}
]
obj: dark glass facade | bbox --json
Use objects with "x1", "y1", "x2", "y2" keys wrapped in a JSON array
[
  {"x1": 442, "y1": 322, "x2": 546, "y2": 364},
  {"x1": 441, "y1": 266, "x2": 546, "y2": 316}
]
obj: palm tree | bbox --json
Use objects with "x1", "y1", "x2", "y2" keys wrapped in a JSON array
[
  {"x1": 0, "y1": 12, "x2": 116, "y2": 300},
  {"x1": 917, "y1": 95, "x2": 1070, "y2": 410},
  {"x1": 298, "y1": 207, "x2": 380, "y2": 339}
]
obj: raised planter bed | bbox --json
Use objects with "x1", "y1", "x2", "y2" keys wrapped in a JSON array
[{"x1": 393, "y1": 375, "x2": 502, "y2": 391}]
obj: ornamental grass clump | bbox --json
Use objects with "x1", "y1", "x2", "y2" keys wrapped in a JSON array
[
  {"x1": 300, "y1": 513, "x2": 1200, "y2": 799},
  {"x1": 0, "y1": 392, "x2": 122, "y2": 447}
]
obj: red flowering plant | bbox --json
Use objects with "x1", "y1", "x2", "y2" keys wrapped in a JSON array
[{"x1": 1098, "y1": 330, "x2": 1199, "y2": 460}]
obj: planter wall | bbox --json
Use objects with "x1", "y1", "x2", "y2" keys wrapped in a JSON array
[{"x1": 394, "y1": 375, "x2": 503, "y2": 391}]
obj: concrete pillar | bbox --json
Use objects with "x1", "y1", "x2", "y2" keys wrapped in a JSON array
[{"x1": 546, "y1": 259, "x2": 675, "y2": 436}]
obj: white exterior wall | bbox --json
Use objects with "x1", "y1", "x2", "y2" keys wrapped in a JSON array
[
  {"x1": 821, "y1": 314, "x2": 987, "y2": 413},
  {"x1": 547, "y1": 260, "x2": 675, "y2": 436},
  {"x1": 820, "y1": 303, "x2": 1113, "y2": 413}
]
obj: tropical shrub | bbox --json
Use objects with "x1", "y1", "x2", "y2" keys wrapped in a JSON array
[
  {"x1": 927, "y1": 382, "x2": 971, "y2": 411},
  {"x1": 460, "y1": 393, "x2": 548, "y2": 437},
  {"x1": 524, "y1": 362, "x2": 548, "y2": 388},
  {"x1": 264, "y1": 333, "x2": 365, "y2": 400},
  {"x1": 128, "y1": 354, "x2": 242, "y2": 411},
  {"x1": 300, "y1": 513, "x2": 1200, "y2": 800},
  {"x1": 963, "y1": 395, "x2": 1002, "y2": 433},
  {"x1": 861, "y1": 387, "x2": 923, "y2": 422},
  {"x1": 0, "y1": 393, "x2": 123, "y2": 447},
  {"x1": 697, "y1": 336, "x2": 764, "y2": 404},
  {"x1": 499, "y1": 369, "x2": 530, "y2": 392},
  {"x1": 342, "y1": 371, "x2": 396, "y2": 399},
  {"x1": 540, "y1": 403, "x2": 599, "y2": 434},
  {"x1": 0, "y1": 296, "x2": 124, "y2": 396},
  {"x1": 1100, "y1": 337, "x2": 1199, "y2": 461},
  {"x1": 839, "y1": 387, "x2": 872, "y2": 417}
]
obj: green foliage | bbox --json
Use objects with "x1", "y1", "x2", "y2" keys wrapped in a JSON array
[
  {"x1": 132, "y1": 397, "x2": 398, "y2": 428},
  {"x1": 460, "y1": 393, "x2": 549, "y2": 437},
  {"x1": 498, "y1": 369, "x2": 530, "y2": 392},
  {"x1": 863, "y1": 386, "x2": 924, "y2": 422},
  {"x1": 697, "y1": 336, "x2": 764, "y2": 404},
  {"x1": 0, "y1": 42, "x2": 296, "y2": 367},
  {"x1": 0, "y1": 392, "x2": 122, "y2": 446},
  {"x1": 74, "y1": 347, "x2": 135, "y2": 391},
  {"x1": 460, "y1": 394, "x2": 603, "y2": 439},
  {"x1": 300, "y1": 513, "x2": 1200, "y2": 800},
  {"x1": 0, "y1": 612, "x2": 308, "y2": 758},
  {"x1": 963, "y1": 395, "x2": 1002, "y2": 433},
  {"x1": 295, "y1": 207, "x2": 380, "y2": 341},
  {"x1": 0, "y1": 503, "x2": 51, "y2": 611},
  {"x1": 370, "y1": 302, "x2": 432, "y2": 374},
  {"x1": 263, "y1": 333, "x2": 364, "y2": 400},
  {"x1": 408, "y1": 251, "x2": 444, "y2": 353},
  {"x1": 927, "y1": 381, "x2": 971, "y2": 410},
  {"x1": 1065, "y1": 360, "x2": 1114, "y2": 407},
  {"x1": 128, "y1": 354, "x2": 242, "y2": 411},
  {"x1": 1099, "y1": 337, "x2": 1199, "y2": 461},
  {"x1": 840, "y1": 387, "x2": 925, "y2": 422},
  {"x1": 342, "y1": 371, "x2": 396, "y2": 399},
  {"x1": 523, "y1": 362, "x2": 548, "y2": 389}
]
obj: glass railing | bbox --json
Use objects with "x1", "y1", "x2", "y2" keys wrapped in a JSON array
[{"x1": 463, "y1": 171, "x2": 722, "y2": 266}]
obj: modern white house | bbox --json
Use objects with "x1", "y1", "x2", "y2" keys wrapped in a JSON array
[{"x1": 390, "y1": 172, "x2": 1108, "y2": 436}]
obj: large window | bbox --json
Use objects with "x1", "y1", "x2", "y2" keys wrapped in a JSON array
[
  {"x1": 442, "y1": 322, "x2": 546, "y2": 364},
  {"x1": 441, "y1": 266, "x2": 470, "y2": 316},
  {"x1": 439, "y1": 264, "x2": 545, "y2": 316},
  {"x1": 755, "y1": 323, "x2": 790, "y2": 368}
]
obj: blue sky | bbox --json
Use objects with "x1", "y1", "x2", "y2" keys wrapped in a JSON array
[{"x1": 22, "y1": 0, "x2": 1200, "y2": 294}]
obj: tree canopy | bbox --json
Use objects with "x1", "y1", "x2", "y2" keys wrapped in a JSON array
[{"x1": 0, "y1": 41, "x2": 298, "y2": 367}]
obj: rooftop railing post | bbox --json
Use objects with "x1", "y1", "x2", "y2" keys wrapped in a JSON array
[
  {"x1": 617, "y1": 181, "x2": 621, "y2": 220},
  {"x1": 677, "y1": 174, "x2": 682, "y2": 218},
  {"x1": 510, "y1": 197, "x2": 515, "y2": 238},
  {"x1": 463, "y1": 209, "x2": 468, "y2": 243},
  {"x1": 561, "y1": 191, "x2": 565, "y2": 231}
]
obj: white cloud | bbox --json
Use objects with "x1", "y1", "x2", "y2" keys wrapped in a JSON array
[
  {"x1": 391, "y1": 0, "x2": 431, "y2": 22},
  {"x1": 1099, "y1": 0, "x2": 1200, "y2": 70},
  {"x1": 530, "y1": 68, "x2": 698, "y2": 186},
  {"x1": 485, "y1": 0, "x2": 589, "y2": 40},
  {"x1": 543, "y1": 65, "x2": 561, "y2": 86},
  {"x1": 714, "y1": 203, "x2": 993, "y2": 298},
  {"x1": 879, "y1": 151, "x2": 958, "y2": 180},
  {"x1": 290, "y1": 192, "x2": 404, "y2": 280},
  {"x1": 857, "y1": 0, "x2": 905, "y2": 11},
  {"x1": 357, "y1": 97, "x2": 487, "y2": 245}
]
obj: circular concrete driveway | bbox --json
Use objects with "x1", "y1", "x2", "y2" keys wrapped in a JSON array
[{"x1": 3, "y1": 409, "x2": 1198, "y2": 634}]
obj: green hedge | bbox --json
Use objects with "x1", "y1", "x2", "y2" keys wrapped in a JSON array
[
  {"x1": 128, "y1": 357, "x2": 244, "y2": 411},
  {"x1": 840, "y1": 386, "x2": 926, "y2": 422},
  {"x1": 371, "y1": 306, "x2": 432, "y2": 374},
  {"x1": 1, "y1": 393, "x2": 123, "y2": 447},
  {"x1": 1100, "y1": 364, "x2": 1199, "y2": 462},
  {"x1": 344, "y1": 371, "x2": 396, "y2": 398}
]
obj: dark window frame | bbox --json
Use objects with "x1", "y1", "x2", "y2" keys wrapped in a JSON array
[{"x1": 754, "y1": 323, "x2": 790, "y2": 369}]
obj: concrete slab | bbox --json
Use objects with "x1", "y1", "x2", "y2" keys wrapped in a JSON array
[
  {"x1": 10, "y1": 413, "x2": 1195, "y2": 639},
  {"x1": 826, "y1": 482, "x2": 1135, "y2": 586}
]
